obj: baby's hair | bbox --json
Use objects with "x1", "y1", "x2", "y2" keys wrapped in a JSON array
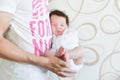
[{"x1": 49, "y1": 10, "x2": 69, "y2": 26}]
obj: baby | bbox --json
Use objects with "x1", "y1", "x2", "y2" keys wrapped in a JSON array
[{"x1": 49, "y1": 10, "x2": 84, "y2": 71}]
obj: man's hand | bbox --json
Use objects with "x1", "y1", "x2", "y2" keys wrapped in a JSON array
[{"x1": 43, "y1": 47, "x2": 76, "y2": 77}]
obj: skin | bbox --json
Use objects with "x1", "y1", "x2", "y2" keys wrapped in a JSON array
[
  {"x1": 0, "y1": 11, "x2": 77, "y2": 77},
  {"x1": 50, "y1": 15, "x2": 68, "y2": 36},
  {"x1": 50, "y1": 14, "x2": 84, "y2": 65}
]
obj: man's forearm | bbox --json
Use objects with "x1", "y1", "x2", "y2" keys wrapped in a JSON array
[{"x1": 0, "y1": 37, "x2": 46, "y2": 67}]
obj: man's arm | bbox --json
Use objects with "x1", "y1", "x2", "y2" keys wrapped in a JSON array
[
  {"x1": 0, "y1": 11, "x2": 36, "y2": 63},
  {"x1": 0, "y1": 11, "x2": 76, "y2": 77}
]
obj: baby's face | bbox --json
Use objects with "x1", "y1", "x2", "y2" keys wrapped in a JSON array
[{"x1": 50, "y1": 15, "x2": 68, "y2": 36}]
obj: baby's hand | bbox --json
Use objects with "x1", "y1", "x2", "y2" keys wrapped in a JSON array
[
  {"x1": 68, "y1": 47, "x2": 84, "y2": 65},
  {"x1": 73, "y1": 57, "x2": 83, "y2": 65},
  {"x1": 56, "y1": 46, "x2": 70, "y2": 65}
]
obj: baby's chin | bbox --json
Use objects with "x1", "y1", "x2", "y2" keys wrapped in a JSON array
[{"x1": 54, "y1": 32, "x2": 63, "y2": 36}]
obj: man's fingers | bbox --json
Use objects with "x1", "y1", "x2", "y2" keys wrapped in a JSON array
[{"x1": 57, "y1": 68, "x2": 77, "y2": 77}]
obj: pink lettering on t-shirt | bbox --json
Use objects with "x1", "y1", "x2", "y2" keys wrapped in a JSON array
[
  {"x1": 38, "y1": 20, "x2": 44, "y2": 37},
  {"x1": 30, "y1": 21, "x2": 36, "y2": 36},
  {"x1": 29, "y1": 0, "x2": 52, "y2": 56},
  {"x1": 45, "y1": 19, "x2": 51, "y2": 36},
  {"x1": 32, "y1": 39, "x2": 43, "y2": 56},
  {"x1": 32, "y1": 0, "x2": 42, "y2": 10}
]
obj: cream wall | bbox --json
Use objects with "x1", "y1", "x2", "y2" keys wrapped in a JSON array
[{"x1": 48, "y1": 0, "x2": 120, "y2": 80}]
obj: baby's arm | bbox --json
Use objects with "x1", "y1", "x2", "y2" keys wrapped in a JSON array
[
  {"x1": 66, "y1": 46, "x2": 84, "y2": 71},
  {"x1": 44, "y1": 46, "x2": 69, "y2": 63},
  {"x1": 68, "y1": 46, "x2": 84, "y2": 65}
]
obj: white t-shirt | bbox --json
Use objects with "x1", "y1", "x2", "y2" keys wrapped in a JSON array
[
  {"x1": 52, "y1": 29, "x2": 83, "y2": 71},
  {"x1": 0, "y1": 0, "x2": 52, "y2": 80}
]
